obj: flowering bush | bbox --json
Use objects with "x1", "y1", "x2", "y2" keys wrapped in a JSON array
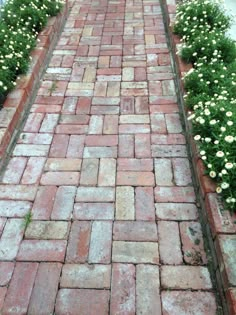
[
  {"x1": 0, "y1": 0, "x2": 63, "y2": 104},
  {"x1": 174, "y1": 0, "x2": 236, "y2": 211}
]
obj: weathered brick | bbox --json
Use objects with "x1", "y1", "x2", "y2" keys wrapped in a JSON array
[
  {"x1": 113, "y1": 221, "x2": 157, "y2": 241},
  {"x1": 103, "y1": 115, "x2": 119, "y2": 134},
  {"x1": 21, "y1": 157, "x2": 46, "y2": 184},
  {"x1": 89, "y1": 221, "x2": 112, "y2": 263},
  {"x1": 117, "y1": 158, "x2": 153, "y2": 171},
  {"x1": 2, "y1": 157, "x2": 27, "y2": 184},
  {"x1": 88, "y1": 115, "x2": 104, "y2": 134},
  {"x1": 45, "y1": 158, "x2": 82, "y2": 171},
  {"x1": 162, "y1": 79, "x2": 175, "y2": 95},
  {"x1": 136, "y1": 265, "x2": 161, "y2": 315},
  {"x1": 62, "y1": 97, "x2": 78, "y2": 114},
  {"x1": 66, "y1": 135, "x2": 85, "y2": 158},
  {"x1": 0, "y1": 185, "x2": 37, "y2": 201},
  {"x1": 59, "y1": 114, "x2": 90, "y2": 125},
  {"x1": 155, "y1": 158, "x2": 173, "y2": 186},
  {"x1": 161, "y1": 266, "x2": 212, "y2": 290},
  {"x1": 0, "y1": 200, "x2": 31, "y2": 218},
  {"x1": 51, "y1": 186, "x2": 76, "y2": 220},
  {"x1": 17, "y1": 132, "x2": 53, "y2": 145},
  {"x1": 117, "y1": 171, "x2": 155, "y2": 186},
  {"x1": 49, "y1": 134, "x2": 69, "y2": 158},
  {"x1": 76, "y1": 187, "x2": 115, "y2": 202},
  {"x1": 61, "y1": 264, "x2": 111, "y2": 288},
  {"x1": 40, "y1": 113, "x2": 59, "y2": 133},
  {"x1": 25, "y1": 221, "x2": 70, "y2": 240},
  {"x1": 151, "y1": 134, "x2": 186, "y2": 145},
  {"x1": 135, "y1": 134, "x2": 151, "y2": 158},
  {"x1": 55, "y1": 289, "x2": 110, "y2": 315},
  {"x1": 122, "y1": 67, "x2": 134, "y2": 81},
  {"x1": 119, "y1": 124, "x2": 150, "y2": 134},
  {"x1": 17, "y1": 240, "x2": 67, "y2": 262},
  {"x1": 116, "y1": 186, "x2": 135, "y2": 220},
  {"x1": 172, "y1": 158, "x2": 192, "y2": 186},
  {"x1": 0, "y1": 262, "x2": 14, "y2": 286},
  {"x1": 112, "y1": 241, "x2": 159, "y2": 264},
  {"x1": 152, "y1": 144, "x2": 187, "y2": 157},
  {"x1": 83, "y1": 146, "x2": 117, "y2": 158},
  {"x1": 0, "y1": 287, "x2": 6, "y2": 309},
  {"x1": 150, "y1": 114, "x2": 167, "y2": 134},
  {"x1": 180, "y1": 221, "x2": 207, "y2": 265},
  {"x1": 74, "y1": 203, "x2": 114, "y2": 220},
  {"x1": 23, "y1": 113, "x2": 44, "y2": 132},
  {"x1": 158, "y1": 221, "x2": 182, "y2": 264},
  {"x1": 98, "y1": 158, "x2": 116, "y2": 186},
  {"x1": 119, "y1": 134, "x2": 134, "y2": 157},
  {"x1": 154, "y1": 187, "x2": 196, "y2": 203},
  {"x1": 155, "y1": 203, "x2": 198, "y2": 221},
  {"x1": 2, "y1": 263, "x2": 38, "y2": 315},
  {"x1": 85, "y1": 135, "x2": 118, "y2": 146},
  {"x1": 135, "y1": 187, "x2": 156, "y2": 221},
  {"x1": 55, "y1": 124, "x2": 88, "y2": 134},
  {"x1": 66, "y1": 221, "x2": 91, "y2": 263},
  {"x1": 76, "y1": 97, "x2": 91, "y2": 114},
  {"x1": 120, "y1": 114, "x2": 150, "y2": 124},
  {"x1": 80, "y1": 159, "x2": 99, "y2": 186},
  {"x1": 161, "y1": 291, "x2": 217, "y2": 315},
  {"x1": 28, "y1": 263, "x2": 62, "y2": 315},
  {"x1": 135, "y1": 96, "x2": 149, "y2": 114},
  {"x1": 166, "y1": 113, "x2": 182, "y2": 133},
  {"x1": 120, "y1": 96, "x2": 135, "y2": 114},
  {"x1": 32, "y1": 186, "x2": 57, "y2": 220},
  {"x1": 0, "y1": 219, "x2": 24, "y2": 260},
  {"x1": 13, "y1": 144, "x2": 50, "y2": 157},
  {"x1": 110, "y1": 264, "x2": 135, "y2": 315},
  {"x1": 40, "y1": 171, "x2": 80, "y2": 186}
]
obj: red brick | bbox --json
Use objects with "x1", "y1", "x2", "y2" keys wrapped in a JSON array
[
  {"x1": 89, "y1": 221, "x2": 112, "y2": 263},
  {"x1": 150, "y1": 95, "x2": 177, "y2": 105},
  {"x1": 55, "y1": 289, "x2": 110, "y2": 315},
  {"x1": 110, "y1": 264, "x2": 135, "y2": 315},
  {"x1": 1, "y1": 157, "x2": 27, "y2": 184},
  {"x1": 150, "y1": 104, "x2": 179, "y2": 114},
  {"x1": 21, "y1": 157, "x2": 45, "y2": 184},
  {"x1": 17, "y1": 132, "x2": 53, "y2": 145},
  {"x1": 0, "y1": 287, "x2": 7, "y2": 310},
  {"x1": 35, "y1": 96, "x2": 64, "y2": 105},
  {"x1": 180, "y1": 221, "x2": 207, "y2": 265},
  {"x1": 62, "y1": 97, "x2": 78, "y2": 114},
  {"x1": 120, "y1": 96, "x2": 135, "y2": 114},
  {"x1": 98, "y1": 158, "x2": 116, "y2": 186},
  {"x1": 45, "y1": 158, "x2": 82, "y2": 171},
  {"x1": 51, "y1": 186, "x2": 76, "y2": 220},
  {"x1": 162, "y1": 291, "x2": 217, "y2": 315},
  {"x1": 166, "y1": 113, "x2": 182, "y2": 133},
  {"x1": 103, "y1": 115, "x2": 119, "y2": 134},
  {"x1": 155, "y1": 203, "x2": 198, "y2": 221},
  {"x1": 159, "y1": 53, "x2": 171, "y2": 65},
  {"x1": 28, "y1": 263, "x2": 62, "y2": 315},
  {"x1": 0, "y1": 262, "x2": 14, "y2": 286},
  {"x1": 135, "y1": 187, "x2": 155, "y2": 221},
  {"x1": 61, "y1": 264, "x2": 111, "y2": 288},
  {"x1": 59, "y1": 114, "x2": 89, "y2": 125},
  {"x1": 154, "y1": 186, "x2": 195, "y2": 203},
  {"x1": 161, "y1": 266, "x2": 212, "y2": 290},
  {"x1": 158, "y1": 221, "x2": 182, "y2": 264},
  {"x1": 135, "y1": 96, "x2": 149, "y2": 113},
  {"x1": 117, "y1": 158, "x2": 153, "y2": 171},
  {"x1": 32, "y1": 186, "x2": 57, "y2": 220},
  {"x1": 88, "y1": 115, "x2": 104, "y2": 134},
  {"x1": 17, "y1": 240, "x2": 67, "y2": 262},
  {"x1": 149, "y1": 81, "x2": 162, "y2": 95},
  {"x1": 113, "y1": 221, "x2": 157, "y2": 241},
  {"x1": 119, "y1": 134, "x2": 134, "y2": 157},
  {"x1": 40, "y1": 171, "x2": 80, "y2": 186},
  {"x1": 66, "y1": 221, "x2": 91, "y2": 263},
  {"x1": 172, "y1": 158, "x2": 192, "y2": 186},
  {"x1": 117, "y1": 171, "x2": 155, "y2": 186},
  {"x1": 55, "y1": 124, "x2": 88, "y2": 134},
  {"x1": 151, "y1": 134, "x2": 186, "y2": 145},
  {"x1": 152, "y1": 144, "x2": 187, "y2": 157},
  {"x1": 155, "y1": 158, "x2": 173, "y2": 186},
  {"x1": 67, "y1": 135, "x2": 85, "y2": 158},
  {"x1": 135, "y1": 67, "x2": 147, "y2": 81},
  {"x1": 40, "y1": 113, "x2": 59, "y2": 133},
  {"x1": 80, "y1": 158, "x2": 99, "y2": 186},
  {"x1": 49, "y1": 134, "x2": 69, "y2": 158},
  {"x1": 135, "y1": 134, "x2": 151, "y2": 157},
  {"x1": 23, "y1": 113, "x2": 44, "y2": 133},
  {"x1": 2, "y1": 263, "x2": 38, "y2": 314},
  {"x1": 85, "y1": 135, "x2": 118, "y2": 146}
]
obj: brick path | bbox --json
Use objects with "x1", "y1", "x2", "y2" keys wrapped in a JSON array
[{"x1": 0, "y1": 0, "x2": 218, "y2": 314}]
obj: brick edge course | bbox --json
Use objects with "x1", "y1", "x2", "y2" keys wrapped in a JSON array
[
  {"x1": 161, "y1": 0, "x2": 236, "y2": 314},
  {"x1": 0, "y1": 1, "x2": 70, "y2": 166}
]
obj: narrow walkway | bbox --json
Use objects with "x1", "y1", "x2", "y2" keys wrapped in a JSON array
[{"x1": 0, "y1": 0, "x2": 218, "y2": 314}]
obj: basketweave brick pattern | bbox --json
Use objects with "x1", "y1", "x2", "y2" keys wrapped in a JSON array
[{"x1": 0, "y1": 0, "x2": 218, "y2": 313}]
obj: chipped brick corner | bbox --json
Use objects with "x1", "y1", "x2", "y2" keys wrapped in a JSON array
[
  {"x1": 0, "y1": 1, "x2": 69, "y2": 165},
  {"x1": 161, "y1": 0, "x2": 236, "y2": 314}
]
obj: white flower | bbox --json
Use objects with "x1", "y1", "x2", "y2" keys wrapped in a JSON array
[
  {"x1": 216, "y1": 187, "x2": 222, "y2": 193},
  {"x1": 207, "y1": 164, "x2": 212, "y2": 168},
  {"x1": 226, "y1": 111, "x2": 232, "y2": 117},
  {"x1": 221, "y1": 182, "x2": 229, "y2": 189},
  {"x1": 216, "y1": 151, "x2": 224, "y2": 157},
  {"x1": 200, "y1": 150, "x2": 206, "y2": 155},
  {"x1": 205, "y1": 137, "x2": 211, "y2": 143},
  {"x1": 225, "y1": 136, "x2": 234, "y2": 143},
  {"x1": 220, "y1": 127, "x2": 226, "y2": 132},
  {"x1": 194, "y1": 135, "x2": 201, "y2": 140},
  {"x1": 225, "y1": 163, "x2": 233, "y2": 169},
  {"x1": 210, "y1": 171, "x2": 216, "y2": 178},
  {"x1": 227, "y1": 121, "x2": 233, "y2": 126}
]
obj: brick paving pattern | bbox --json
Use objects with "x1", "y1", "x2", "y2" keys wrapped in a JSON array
[{"x1": 0, "y1": 0, "x2": 218, "y2": 313}]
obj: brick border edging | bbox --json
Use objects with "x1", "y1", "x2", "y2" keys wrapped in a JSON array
[
  {"x1": 0, "y1": 1, "x2": 70, "y2": 167},
  {"x1": 160, "y1": 1, "x2": 236, "y2": 314}
]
